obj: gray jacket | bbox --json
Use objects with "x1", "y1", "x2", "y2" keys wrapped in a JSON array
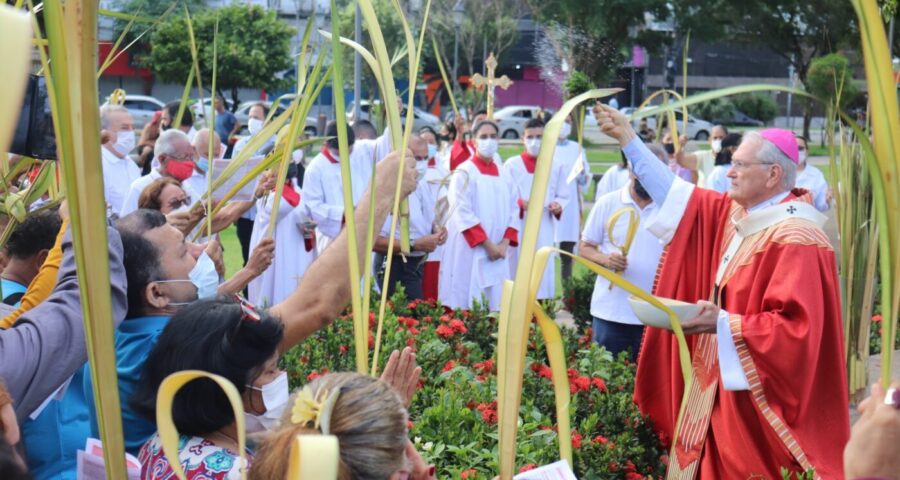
[{"x1": 0, "y1": 224, "x2": 127, "y2": 420}]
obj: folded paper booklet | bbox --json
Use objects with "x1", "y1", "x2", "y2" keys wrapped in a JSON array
[
  {"x1": 211, "y1": 155, "x2": 265, "y2": 203},
  {"x1": 513, "y1": 460, "x2": 578, "y2": 480},
  {"x1": 76, "y1": 438, "x2": 141, "y2": 480}
]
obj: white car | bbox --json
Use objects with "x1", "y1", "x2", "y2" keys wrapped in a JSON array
[
  {"x1": 621, "y1": 106, "x2": 713, "y2": 141},
  {"x1": 233, "y1": 99, "x2": 318, "y2": 137},
  {"x1": 493, "y1": 105, "x2": 543, "y2": 140},
  {"x1": 346, "y1": 100, "x2": 442, "y2": 133},
  {"x1": 103, "y1": 95, "x2": 164, "y2": 130}
]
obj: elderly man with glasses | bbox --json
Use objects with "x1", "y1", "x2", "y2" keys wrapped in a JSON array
[{"x1": 596, "y1": 106, "x2": 848, "y2": 479}]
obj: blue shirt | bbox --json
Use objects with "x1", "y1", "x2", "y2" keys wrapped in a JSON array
[
  {"x1": 1, "y1": 278, "x2": 27, "y2": 307},
  {"x1": 214, "y1": 111, "x2": 237, "y2": 143},
  {"x1": 21, "y1": 369, "x2": 91, "y2": 480},
  {"x1": 83, "y1": 315, "x2": 171, "y2": 455}
]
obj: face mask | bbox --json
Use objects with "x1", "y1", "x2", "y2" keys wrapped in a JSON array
[
  {"x1": 798, "y1": 150, "x2": 808, "y2": 165},
  {"x1": 415, "y1": 161, "x2": 428, "y2": 181},
  {"x1": 114, "y1": 130, "x2": 136, "y2": 156},
  {"x1": 248, "y1": 118, "x2": 264, "y2": 136},
  {"x1": 196, "y1": 157, "x2": 209, "y2": 174},
  {"x1": 190, "y1": 252, "x2": 219, "y2": 300},
  {"x1": 663, "y1": 143, "x2": 675, "y2": 155},
  {"x1": 245, "y1": 371, "x2": 289, "y2": 432},
  {"x1": 711, "y1": 139, "x2": 723, "y2": 154},
  {"x1": 524, "y1": 138, "x2": 542, "y2": 157},
  {"x1": 476, "y1": 138, "x2": 498, "y2": 158},
  {"x1": 427, "y1": 144, "x2": 438, "y2": 160},
  {"x1": 165, "y1": 159, "x2": 195, "y2": 182},
  {"x1": 559, "y1": 122, "x2": 572, "y2": 140}
]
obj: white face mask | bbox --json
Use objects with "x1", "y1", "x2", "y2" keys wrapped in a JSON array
[
  {"x1": 711, "y1": 139, "x2": 723, "y2": 154},
  {"x1": 427, "y1": 143, "x2": 438, "y2": 160},
  {"x1": 114, "y1": 130, "x2": 136, "y2": 156},
  {"x1": 559, "y1": 122, "x2": 572, "y2": 140},
  {"x1": 476, "y1": 138, "x2": 498, "y2": 158},
  {"x1": 248, "y1": 118, "x2": 264, "y2": 136},
  {"x1": 524, "y1": 138, "x2": 542, "y2": 157},
  {"x1": 245, "y1": 371, "x2": 289, "y2": 432},
  {"x1": 415, "y1": 161, "x2": 428, "y2": 181}
]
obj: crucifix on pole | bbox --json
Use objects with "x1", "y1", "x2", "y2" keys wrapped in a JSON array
[{"x1": 470, "y1": 52, "x2": 513, "y2": 120}]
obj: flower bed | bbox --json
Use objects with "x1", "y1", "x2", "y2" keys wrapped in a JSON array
[{"x1": 281, "y1": 289, "x2": 667, "y2": 479}]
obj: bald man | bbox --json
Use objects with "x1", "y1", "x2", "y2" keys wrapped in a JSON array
[{"x1": 374, "y1": 136, "x2": 447, "y2": 299}]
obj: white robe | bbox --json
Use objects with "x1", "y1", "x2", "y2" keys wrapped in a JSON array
[
  {"x1": 439, "y1": 157, "x2": 518, "y2": 310},
  {"x1": 247, "y1": 193, "x2": 317, "y2": 307},
  {"x1": 795, "y1": 164, "x2": 830, "y2": 212},
  {"x1": 552, "y1": 140, "x2": 590, "y2": 243},
  {"x1": 595, "y1": 163, "x2": 630, "y2": 200},
  {"x1": 301, "y1": 135, "x2": 391, "y2": 254},
  {"x1": 503, "y1": 153, "x2": 569, "y2": 300}
]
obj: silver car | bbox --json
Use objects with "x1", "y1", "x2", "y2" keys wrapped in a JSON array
[
  {"x1": 493, "y1": 105, "x2": 543, "y2": 139},
  {"x1": 104, "y1": 95, "x2": 165, "y2": 130},
  {"x1": 233, "y1": 99, "x2": 319, "y2": 136}
]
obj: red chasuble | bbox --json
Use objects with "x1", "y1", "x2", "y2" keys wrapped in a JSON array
[{"x1": 635, "y1": 187, "x2": 849, "y2": 479}]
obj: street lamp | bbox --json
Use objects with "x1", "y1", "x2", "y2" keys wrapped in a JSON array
[{"x1": 452, "y1": 0, "x2": 464, "y2": 106}]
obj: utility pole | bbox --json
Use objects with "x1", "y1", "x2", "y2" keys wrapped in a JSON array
[{"x1": 353, "y1": 3, "x2": 362, "y2": 123}]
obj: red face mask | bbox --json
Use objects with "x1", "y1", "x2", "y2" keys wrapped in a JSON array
[{"x1": 165, "y1": 159, "x2": 195, "y2": 182}]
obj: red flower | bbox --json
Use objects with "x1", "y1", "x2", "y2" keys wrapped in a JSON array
[
  {"x1": 592, "y1": 377, "x2": 608, "y2": 392},
  {"x1": 408, "y1": 326, "x2": 420, "y2": 336},
  {"x1": 368, "y1": 334, "x2": 374, "y2": 349},
  {"x1": 572, "y1": 376, "x2": 591, "y2": 393},
  {"x1": 450, "y1": 318, "x2": 468, "y2": 334},
  {"x1": 608, "y1": 461, "x2": 619, "y2": 472},
  {"x1": 625, "y1": 460, "x2": 637, "y2": 472},
  {"x1": 460, "y1": 469, "x2": 477, "y2": 479},
  {"x1": 475, "y1": 401, "x2": 498, "y2": 424},
  {"x1": 571, "y1": 431, "x2": 583, "y2": 449},
  {"x1": 442, "y1": 360, "x2": 457, "y2": 372},
  {"x1": 422, "y1": 315, "x2": 433, "y2": 324},
  {"x1": 625, "y1": 473, "x2": 644, "y2": 480},
  {"x1": 368, "y1": 312, "x2": 376, "y2": 328},
  {"x1": 536, "y1": 365, "x2": 552, "y2": 380},
  {"x1": 592, "y1": 435, "x2": 608, "y2": 445},
  {"x1": 339, "y1": 345, "x2": 348, "y2": 354},
  {"x1": 873, "y1": 314, "x2": 883, "y2": 323},
  {"x1": 439, "y1": 314, "x2": 451, "y2": 324},
  {"x1": 519, "y1": 464, "x2": 537, "y2": 473},
  {"x1": 406, "y1": 337, "x2": 416, "y2": 348},
  {"x1": 473, "y1": 359, "x2": 494, "y2": 374},
  {"x1": 436, "y1": 325, "x2": 455, "y2": 338},
  {"x1": 307, "y1": 371, "x2": 320, "y2": 381}
]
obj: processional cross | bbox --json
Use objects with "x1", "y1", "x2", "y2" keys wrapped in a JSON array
[{"x1": 471, "y1": 52, "x2": 513, "y2": 120}]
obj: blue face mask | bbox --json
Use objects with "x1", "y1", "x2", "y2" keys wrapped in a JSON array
[
  {"x1": 196, "y1": 157, "x2": 209, "y2": 174},
  {"x1": 158, "y1": 252, "x2": 220, "y2": 306},
  {"x1": 427, "y1": 144, "x2": 438, "y2": 160}
]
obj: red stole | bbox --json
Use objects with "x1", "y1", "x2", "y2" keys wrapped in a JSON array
[
  {"x1": 321, "y1": 146, "x2": 338, "y2": 164},
  {"x1": 520, "y1": 151, "x2": 537, "y2": 174},
  {"x1": 450, "y1": 139, "x2": 474, "y2": 170},
  {"x1": 469, "y1": 154, "x2": 499, "y2": 176},
  {"x1": 635, "y1": 188, "x2": 848, "y2": 479}
]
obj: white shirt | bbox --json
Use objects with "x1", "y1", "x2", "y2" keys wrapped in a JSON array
[
  {"x1": 706, "y1": 164, "x2": 732, "y2": 193},
  {"x1": 694, "y1": 150, "x2": 716, "y2": 187},
  {"x1": 595, "y1": 164, "x2": 631, "y2": 200},
  {"x1": 582, "y1": 186, "x2": 663, "y2": 325},
  {"x1": 380, "y1": 176, "x2": 436, "y2": 257},
  {"x1": 795, "y1": 164, "x2": 830, "y2": 212},
  {"x1": 101, "y1": 146, "x2": 141, "y2": 215},
  {"x1": 182, "y1": 168, "x2": 208, "y2": 200},
  {"x1": 120, "y1": 170, "x2": 162, "y2": 217}
]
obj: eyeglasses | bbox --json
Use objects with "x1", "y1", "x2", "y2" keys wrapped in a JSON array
[
  {"x1": 731, "y1": 159, "x2": 775, "y2": 170},
  {"x1": 168, "y1": 196, "x2": 192, "y2": 210}
]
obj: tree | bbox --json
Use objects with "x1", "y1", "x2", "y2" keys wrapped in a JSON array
[
  {"x1": 143, "y1": 4, "x2": 295, "y2": 109},
  {"x1": 673, "y1": 0, "x2": 859, "y2": 138},
  {"x1": 109, "y1": 0, "x2": 209, "y2": 61},
  {"x1": 526, "y1": 0, "x2": 671, "y2": 85},
  {"x1": 806, "y1": 53, "x2": 861, "y2": 109}
]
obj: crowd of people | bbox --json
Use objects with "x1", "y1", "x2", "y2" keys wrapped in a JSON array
[{"x1": 0, "y1": 94, "x2": 896, "y2": 480}]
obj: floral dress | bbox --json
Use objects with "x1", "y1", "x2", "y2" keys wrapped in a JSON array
[{"x1": 139, "y1": 433, "x2": 252, "y2": 479}]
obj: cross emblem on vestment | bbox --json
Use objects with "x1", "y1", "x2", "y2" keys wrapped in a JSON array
[
  {"x1": 787, "y1": 206, "x2": 797, "y2": 214},
  {"x1": 470, "y1": 52, "x2": 513, "y2": 120}
]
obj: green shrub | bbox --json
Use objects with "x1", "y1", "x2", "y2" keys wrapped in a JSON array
[
  {"x1": 281, "y1": 289, "x2": 666, "y2": 479},
  {"x1": 563, "y1": 271, "x2": 598, "y2": 333},
  {"x1": 732, "y1": 93, "x2": 779, "y2": 123}
]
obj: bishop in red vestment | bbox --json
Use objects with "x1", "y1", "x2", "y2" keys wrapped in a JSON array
[{"x1": 598, "y1": 106, "x2": 849, "y2": 479}]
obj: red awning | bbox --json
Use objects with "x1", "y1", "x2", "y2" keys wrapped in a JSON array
[{"x1": 98, "y1": 43, "x2": 152, "y2": 78}]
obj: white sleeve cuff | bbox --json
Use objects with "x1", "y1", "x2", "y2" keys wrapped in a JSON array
[
  {"x1": 716, "y1": 309, "x2": 750, "y2": 391},
  {"x1": 645, "y1": 177, "x2": 695, "y2": 246}
]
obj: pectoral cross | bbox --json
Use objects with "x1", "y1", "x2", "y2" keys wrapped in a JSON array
[{"x1": 471, "y1": 52, "x2": 513, "y2": 120}]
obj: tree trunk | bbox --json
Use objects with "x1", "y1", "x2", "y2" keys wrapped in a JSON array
[
  {"x1": 231, "y1": 87, "x2": 240, "y2": 114},
  {"x1": 802, "y1": 103, "x2": 813, "y2": 141}
]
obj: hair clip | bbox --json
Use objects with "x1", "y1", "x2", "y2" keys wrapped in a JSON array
[{"x1": 291, "y1": 385, "x2": 341, "y2": 435}]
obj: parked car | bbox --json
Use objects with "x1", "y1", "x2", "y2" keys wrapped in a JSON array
[
  {"x1": 233, "y1": 98, "x2": 318, "y2": 137},
  {"x1": 712, "y1": 109, "x2": 764, "y2": 127},
  {"x1": 621, "y1": 107, "x2": 713, "y2": 141},
  {"x1": 347, "y1": 100, "x2": 442, "y2": 133},
  {"x1": 103, "y1": 95, "x2": 164, "y2": 130},
  {"x1": 493, "y1": 105, "x2": 543, "y2": 139}
]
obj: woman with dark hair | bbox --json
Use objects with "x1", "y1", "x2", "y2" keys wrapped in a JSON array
[{"x1": 132, "y1": 297, "x2": 285, "y2": 479}]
